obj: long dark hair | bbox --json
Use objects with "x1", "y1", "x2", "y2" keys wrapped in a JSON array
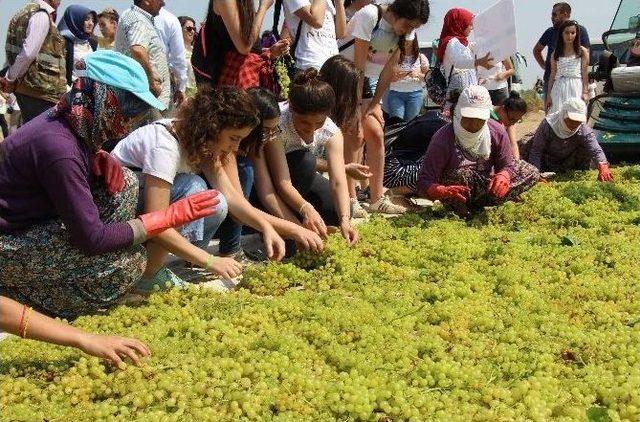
[
  {"x1": 244, "y1": 87, "x2": 281, "y2": 157},
  {"x1": 319, "y1": 55, "x2": 361, "y2": 129},
  {"x1": 553, "y1": 20, "x2": 582, "y2": 60},
  {"x1": 503, "y1": 91, "x2": 527, "y2": 114},
  {"x1": 399, "y1": 35, "x2": 420, "y2": 64},
  {"x1": 289, "y1": 68, "x2": 336, "y2": 115},
  {"x1": 204, "y1": 0, "x2": 254, "y2": 43}
]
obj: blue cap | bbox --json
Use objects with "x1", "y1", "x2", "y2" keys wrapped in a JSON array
[{"x1": 83, "y1": 50, "x2": 167, "y2": 111}]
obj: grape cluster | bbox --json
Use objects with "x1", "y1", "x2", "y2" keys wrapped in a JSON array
[
  {"x1": 1, "y1": 166, "x2": 639, "y2": 421},
  {"x1": 274, "y1": 58, "x2": 291, "y2": 100}
]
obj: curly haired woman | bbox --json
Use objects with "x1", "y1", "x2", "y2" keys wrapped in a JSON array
[{"x1": 111, "y1": 86, "x2": 308, "y2": 288}]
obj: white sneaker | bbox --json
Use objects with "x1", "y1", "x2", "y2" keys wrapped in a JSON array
[
  {"x1": 350, "y1": 198, "x2": 369, "y2": 218},
  {"x1": 368, "y1": 195, "x2": 407, "y2": 215}
]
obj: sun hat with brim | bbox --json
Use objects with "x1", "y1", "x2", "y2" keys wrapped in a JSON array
[
  {"x1": 563, "y1": 98, "x2": 587, "y2": 123},
  {"x1": 83, "y1": 50, "x2": 167, "y2": 111},
  {"x1": 458, "y1": 85, "x2": 492, "y2": 120}
]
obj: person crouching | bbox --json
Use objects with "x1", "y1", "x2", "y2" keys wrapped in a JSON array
[{"x1": 416, "y1": 86, "x2": 540, "y2": 215}]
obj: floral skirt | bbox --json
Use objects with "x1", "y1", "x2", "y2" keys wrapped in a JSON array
[
  {"x1": 0, "y1": 169, "x2": 146, "y2": 319},
  {"x1": 441, "y1": 160, "x2": 540, "y2": 213}
]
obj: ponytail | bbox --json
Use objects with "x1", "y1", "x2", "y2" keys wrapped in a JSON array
[
  {"x1": 503, "y1": 91, "x2": 528, "y2": 114},
  {"x1": 289, "y1": 68, "x2": 336, "y2": 115}
]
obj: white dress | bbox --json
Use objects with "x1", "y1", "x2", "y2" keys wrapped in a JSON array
[{"x1": 549, "y1": 55, "x2": 583, "y2": 114}]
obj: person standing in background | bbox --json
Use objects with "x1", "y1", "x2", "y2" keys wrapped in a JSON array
[
  {"x1": 97, "y1": 8, "x2": 119, "y2": 50},
  {"x1": 154, "y1": 7, "x2": 188, "y2": 107},
  {"x1": 115, "y1": 0, "x2": 171, "y2": 114},
  {"x1": 1, "y1": 0, "x2": 67, "y2": 124},
  {"x1": 383, "y1": 33, "x2": 429, "y2": 122},
  {"x1": 477, "y1": 57, "x2": 514, "y2": 106},
  {"x1": 178, "y1": 16, "x2": 197, "y2": 96},
  {"x1": 533, "y1": 2, "x2": 590, "y2": 98},
  {"x1": 282, "y1": 0, "x2": 347, "y2": 72},
  {"x1": 545, "y1": 20, "x2": 589, "y2": 114},
  {"x1": 58, "y1": 5, "x2": 98, "y2": 85}
]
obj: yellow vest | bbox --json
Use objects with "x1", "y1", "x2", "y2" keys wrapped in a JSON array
[{"x1": 5, "y1": 2, "x2": 67, "y2": 103}]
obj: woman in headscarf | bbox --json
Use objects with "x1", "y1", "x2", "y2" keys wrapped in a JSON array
[
  {"x1": 58, "y1": 5, "x2": 99, "y2": 85},
  {"x1": 416, "y1": 86, "x2": 540, "y2": 214},
  {"x1": 522, "y1": 98, "x2": 613, "y2": 181},
  {"x1": 436, "y1": 8, "x2": 493, "y2": 112},
  {"x1": 0, "y1": 51, "x2": 220, "y2": 319}
]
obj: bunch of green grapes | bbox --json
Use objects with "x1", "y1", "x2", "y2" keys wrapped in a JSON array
[
  {"x1": 1, "y1": 166, "x2": 639, "y2": 421},
  {"x1": 274, "y1": 59, "x2": 291, "y2": 100}
]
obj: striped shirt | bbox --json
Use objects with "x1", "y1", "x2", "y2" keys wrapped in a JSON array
[{"x1": 115, "y1": 5, "x2": 170, "y2": 107}]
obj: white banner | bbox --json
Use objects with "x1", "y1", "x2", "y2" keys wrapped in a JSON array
[{"x1": 472, "y1": 0, "x2": 517, "y2": 63}]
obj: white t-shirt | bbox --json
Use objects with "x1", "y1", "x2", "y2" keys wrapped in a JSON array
[
  {"x1": 279, "y1": 102, "x2": 340, "y2": 155},
  {"x1": 390, "y1": 53, "x2": 429, "y2": 92},
  {"x1": 341, "y1": 4, "x2": 411, "y2": 80},
  {"x1": 111, "y1": 119, "x2": 195, "y2": 184},
  {"x1": 284, "y1": 0, "x2": 338, "y2": 70},
  {"x1": 477, "y1": 61, "x2": 507, "y2": 91}
]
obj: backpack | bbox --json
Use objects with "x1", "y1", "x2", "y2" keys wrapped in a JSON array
[
  {"x1": 191, "y1": 13, "x2": 234, "y2": 84},
  {"x1": 424, "y1": 64, "x2": 454, "y2": 107}
]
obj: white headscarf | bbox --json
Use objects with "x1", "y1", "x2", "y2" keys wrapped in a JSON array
[
  {"x1": 545, "y1": 98, "x2": 586, "y2": 139},
  {"x1": 453, "y1": 102, "x2": 491, "y2": 160}
]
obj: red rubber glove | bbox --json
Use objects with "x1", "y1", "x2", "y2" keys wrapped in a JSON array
[
  {"x1": 488, "y1": 171, "x2": 511, "y2": 198},
  {"x1": 597, "y1": 162, "x2": 613, "y2": 182},
  {"x1": 426, "y1": 184, "x2": 470, "y2": 202},
  {"x1": 91, "y1": 150, "x2": 125, "y2": 196},
  {"x1": 139, "y1": 190, "x2": 220, "y2": 237}
]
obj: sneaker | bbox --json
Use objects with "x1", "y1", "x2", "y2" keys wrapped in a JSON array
[
  {"x1": 242, "y1": 247, "x2": 269, "y2": 263},
  {"x1": 226, "y1": 249, "x2": 257, "y2": 266},
  {"x1": 368, "y1": 195, "x2": 407, "y2": 215},
  {"x1": 351, "y1": 198, "x2": 369, "y2": 218},
  {"x1": 135, "y1": 267, "x2": 187, "y2": 294}
]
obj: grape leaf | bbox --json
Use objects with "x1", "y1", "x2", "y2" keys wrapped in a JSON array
[{"x1": 586, "y1": 407, "x2": 611, "y2": 422}]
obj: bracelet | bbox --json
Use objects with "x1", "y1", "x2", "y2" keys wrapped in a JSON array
[
  {"x1": 21, "y1": 307, "x2": 33, "y2": 339},
  {"x1": 299, "y1": 202, "x2": 310, "y2": 215},
  {"x1": 18, "y1": 304, "x2": 27, "y2": 337},
  {"x1": 205, "y1": 254, "x2": 216, "y2": 272}
]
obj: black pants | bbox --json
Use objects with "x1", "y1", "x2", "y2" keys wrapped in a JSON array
[
  {"x1": 15, "y1": 94, "x2": 56, "y2": 124},
  {"x1": 285, "y1": 149, "x2": 339, "y2": 226}
]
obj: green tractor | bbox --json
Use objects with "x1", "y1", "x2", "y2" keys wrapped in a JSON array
[{"x1": 588, "y1": 0, "x2": 640, "y2": 161}]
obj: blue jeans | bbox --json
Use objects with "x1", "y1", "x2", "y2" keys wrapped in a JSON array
[
  {"x1": 217, "y1": 156, "x2": 254, "y2": 255},
  {"x1": 137, "y1": 173, "x2": 228, "y2": 249},
  {"x1": 383, "y1": 89, "x2": 424, "y2": 121}
]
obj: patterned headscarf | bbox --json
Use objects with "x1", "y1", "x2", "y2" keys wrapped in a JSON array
[{"x1": 51, "y1": 77, "x2": 149, "y2": 152}]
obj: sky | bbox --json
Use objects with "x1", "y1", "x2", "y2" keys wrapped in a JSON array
[{"x1": 0, "y1": 0, "x2": 621, "y2": 88}]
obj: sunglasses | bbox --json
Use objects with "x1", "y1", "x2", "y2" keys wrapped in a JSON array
[{"x1": 184, "y1": 26, "x2": 196, "y2": 33}]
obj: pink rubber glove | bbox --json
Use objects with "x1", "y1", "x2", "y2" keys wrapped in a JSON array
[
  {"x1": 139, "y1": 190, "x2": 220, "y2": 237},
  {"x1": 426, "y1": 184, "x2": 470, "y2": 202},
  {"x1": 597, "y1": 162, "x2": 613, "y2": 182},
  {"x1": 91, "y1": 150, "x2": 125, "y2": 195},
  {"x1": 488, "y1": 171, "x2": 511, "y2": 198}
]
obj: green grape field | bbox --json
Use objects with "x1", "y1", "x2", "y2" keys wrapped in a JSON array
[{"x1": 2, "y1": 167, "x2": 639, "y2": 422}]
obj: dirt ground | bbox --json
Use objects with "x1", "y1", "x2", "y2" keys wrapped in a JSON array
[{"x1": 516, "y1": 109, "x2": 545, "y2": 138}]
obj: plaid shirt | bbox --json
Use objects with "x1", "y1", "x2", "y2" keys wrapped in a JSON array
[{"x1": 218, "y1": 49, "x2": 273, "y2": 89}]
